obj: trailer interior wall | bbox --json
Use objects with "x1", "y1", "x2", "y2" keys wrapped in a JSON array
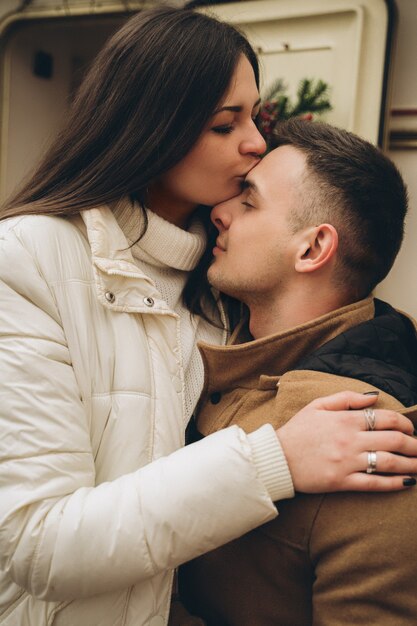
[
  {"x1": 1, "y1": 16, "x2": 123, "y2": 198},
  {"x1": 376, "y1": 0, "x2": 417, "y2": 318}
]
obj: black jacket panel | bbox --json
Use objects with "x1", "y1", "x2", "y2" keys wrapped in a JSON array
[{"x1": 294, "y1": 299, "x2": 417, "y2": 407}]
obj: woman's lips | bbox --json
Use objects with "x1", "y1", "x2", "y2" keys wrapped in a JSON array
[{"x1": 236, "y1": 159, "x2": 261, "y2": 179}]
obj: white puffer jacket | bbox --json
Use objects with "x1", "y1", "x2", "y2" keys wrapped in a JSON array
[{"x1": 0, "y1": 206, "x2": 291, "y2": 626}]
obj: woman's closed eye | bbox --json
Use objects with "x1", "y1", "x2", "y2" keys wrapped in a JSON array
[{"x1": 211, "y1": 124, "x2": 234, "y2": 135}]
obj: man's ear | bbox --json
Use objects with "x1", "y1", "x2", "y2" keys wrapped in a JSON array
[{"x1": 294, "y1": 224, "x2": 338, "y2": 274}]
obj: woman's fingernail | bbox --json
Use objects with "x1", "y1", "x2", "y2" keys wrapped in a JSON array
[
  {"x1": 403, "y1": 477, "x2": 416, "y2": 487},
  {"x1": 363, "y1": 391, "x2": 379, "y2": 396}
]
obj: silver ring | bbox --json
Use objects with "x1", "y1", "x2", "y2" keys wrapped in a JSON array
[
  {"x1": 364, "y1": 407, "x2": 376, "y2": 431},
  {"x1": 366, "y1": 451, "x2": 377, "y2": 474}
]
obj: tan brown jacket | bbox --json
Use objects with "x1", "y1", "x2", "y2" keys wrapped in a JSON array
[{"x1": 180, "y1": 298, "x2": 417, "y2": 626}]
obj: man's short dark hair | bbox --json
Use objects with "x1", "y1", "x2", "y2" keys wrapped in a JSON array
[{"x1": 271, "y1": 119, "x2": 408, "y2": 300}]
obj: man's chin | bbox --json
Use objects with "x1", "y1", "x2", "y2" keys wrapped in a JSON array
[
  {"x1": 207, "y1": 271, "x2": 242, "y2": 300},
  {"x1": 207, "y1": 269, "x2": 224, "y2": 293},
  {"x1": 207, "y1": 272, "x2": 219, "y2": 291}
]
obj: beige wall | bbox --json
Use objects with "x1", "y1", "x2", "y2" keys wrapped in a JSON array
[
  {"x1": 1, "y1": 18, "x2": 120, "y2": 199},
  {"x1": 4, "y1": 23, "x2": 71, "y2": 196},
  {"x1": 376, "y1": 0, "x2": 417, "y2": 316}
]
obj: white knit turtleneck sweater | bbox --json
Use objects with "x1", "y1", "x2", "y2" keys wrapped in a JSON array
[
  {"x1": 113, "y1": 198, "x2": 294, "y2": 502},
  {"x1": 114, "y1": 199, "x2": 224, "y2": 420}
]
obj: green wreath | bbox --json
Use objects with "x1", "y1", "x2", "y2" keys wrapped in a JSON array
[{"x1": 259, "y1": 78, "x2": 332, "y2": 151}]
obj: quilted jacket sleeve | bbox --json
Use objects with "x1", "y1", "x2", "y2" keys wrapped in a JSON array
[{"x1": 0, "y1": 220, "x2": 278, "y2": 602}]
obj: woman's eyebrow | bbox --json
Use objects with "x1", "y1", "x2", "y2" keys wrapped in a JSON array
[{"x1": 213, "y1": 98, "x2": 261, "y2": 115}]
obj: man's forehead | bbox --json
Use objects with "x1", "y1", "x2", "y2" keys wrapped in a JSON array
[
  {"x1": 243, "y1": 151, "x2": 282, "y2": 196},
  {"x1": 246, "y1": 145, "x2": 307, "y2": 192}
]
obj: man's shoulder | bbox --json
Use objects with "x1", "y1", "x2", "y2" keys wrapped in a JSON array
[{"x1": 294, "y1": 301, "x2": 417, "y2": 407}]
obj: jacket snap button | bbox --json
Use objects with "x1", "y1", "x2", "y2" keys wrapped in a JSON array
[
  {"x1": 144, "y1": 296, "x2": 154, "y2": 307},
  {"x1": 210, "y1": 391, "x2": 221, "y2": 404},
  {"x1": 148, "y1": 617, "x2": 165, "y2": 626},
  {"x1": 105, "y1": 291, "x2": 115, "y2": 303}
]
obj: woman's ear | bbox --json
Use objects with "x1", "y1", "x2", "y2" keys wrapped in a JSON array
[{"x1": 294, "y1": 224, "x2": 338, "y2": 274}]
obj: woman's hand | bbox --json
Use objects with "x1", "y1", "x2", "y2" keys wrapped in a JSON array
[{"x1": 276, "y1": 391, "x2": 417, "y2": 493}]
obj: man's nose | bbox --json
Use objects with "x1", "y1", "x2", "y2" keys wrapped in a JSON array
[{"x1": 211, "y1": 200, "x2": 233, "y2": 232}]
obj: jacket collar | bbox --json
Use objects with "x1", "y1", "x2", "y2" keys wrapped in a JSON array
[
  {"x1": 79, "y1": 205, "x2": 172, "y2": 314},
  {"x1": 295, "y1": 298, "x2": 417, "y2": 408},
  {"x1": 198, "y1": 298, "x2": 375, "y2": 394}
]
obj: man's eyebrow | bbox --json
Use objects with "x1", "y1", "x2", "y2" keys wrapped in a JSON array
[
  {"x1": 241, "y1": 179, "x2": 259, "y2": 194},
  {"x1": 214, "y1": 98, "x2": 261, "y2": 115}
]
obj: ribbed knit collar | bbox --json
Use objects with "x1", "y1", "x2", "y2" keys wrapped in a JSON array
[{"x1": 112, "y1": 196, "x2": 207, "y2": 271}]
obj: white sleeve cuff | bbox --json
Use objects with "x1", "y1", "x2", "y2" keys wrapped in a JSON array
[{"x1": 247, "y1": 424, "x2": 295, "y2": 502}]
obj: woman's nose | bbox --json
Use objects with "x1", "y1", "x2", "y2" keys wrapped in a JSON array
[{"x1": 240, "y1": 121, "x2": 267, "y2": 156}]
